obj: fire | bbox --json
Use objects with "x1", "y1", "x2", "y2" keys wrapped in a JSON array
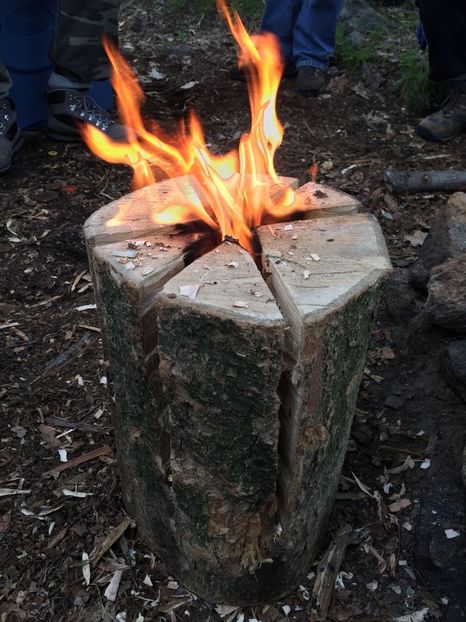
[{"x1": 83, "y1": 0, "x2": 301, "y2": 252}]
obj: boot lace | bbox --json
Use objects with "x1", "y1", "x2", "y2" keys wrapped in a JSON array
[
  {"x1": 67, "y1": 92, "x2": 114, "y2": 132},
  {"x1": 441, "y1": 90, "x2": 466, "y2": 117},
  {"x1": 0, "y1": 99, "x2": 13, "y2": 136}
]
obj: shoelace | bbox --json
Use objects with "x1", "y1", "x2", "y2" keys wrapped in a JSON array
[
  {"x1": 441, "y1": 90, "x2": 466, "y2": 117},
  {"x1": 0, "y1": 99, "x2": 13, "y2": 135},
  {"x1": 68, "y1": 92, "x2": 114, "y2": 132}
]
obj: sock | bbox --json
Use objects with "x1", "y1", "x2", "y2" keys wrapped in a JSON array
[{"x1": 48, "y1": 71, "x2": 91, "y2": 92}]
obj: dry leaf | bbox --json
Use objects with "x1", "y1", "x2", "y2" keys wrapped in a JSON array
[
  {"x1": 386, "y1": 455, "x2": 415, "y2": 474},
  {"x1": 0, "y1": 488, "x2": 31, "y2": 497},
  {"x1": 393, "y1": 608, "x2": 429, "y2": 622},
  {"x1": 63, "y1": 489, "x2": 93, "y2": 498},
  {"x1": 445, "y1": 529, "x2": 460, "y2": 539},
  {"x1": 388, "y1": 498, "x2": 411, "y2": 513},
  {"x1": 405, "y1": 230, "x2": 427, "y2": 247},
  {"x1": 104, "y1": 569, "x2": 123, "y2": 601},
  {"x1": 82, "y1": 552, "x2": 91, "y2": 586},
  {"x1": 180, "y1": 80, "x2": 199, "y2": 90}
]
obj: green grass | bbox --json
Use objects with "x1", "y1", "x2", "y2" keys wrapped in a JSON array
[
  {"x1": 398, "y1": 48, "x2": 435, "y2": 112},
  {"x1": 166, "y1": 0, "x2": 264, "y2": 19},
  {"x1": 335, "y1": 23, "x2": 388, "y2": 72}
]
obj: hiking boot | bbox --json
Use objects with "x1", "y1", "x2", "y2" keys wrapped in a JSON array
[
  {"x1": 295, "y1": 66, "x2": 325, "y2": 96},
  {"x1": 0, "y1": 98, "x2": 23, "y2": 174},
  {"x1": 230, "y1": 62, "x2": 297, "y2": 82},
  {"x1": 47, "y1": 89, "x2": 127, "y2": 142},
  {"x1": 416, "y1": 90, "x2": 466, "y2": 142}
]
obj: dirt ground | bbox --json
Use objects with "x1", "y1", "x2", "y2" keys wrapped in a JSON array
[{"x1": 1, "y1": 1, "x2": 465, "y2": 621}]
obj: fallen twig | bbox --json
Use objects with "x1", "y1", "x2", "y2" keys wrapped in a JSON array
[
  {"x1": 43, "y1": 445, "x2": 112, "y2": 477},
  {"x1": 384, "y1": 169, "x2": 466, "y2": 194},
  {"x1": 310, "y1": 525, "x2": 369, "y2": 620},
  {"x1": 45, "y1": 415, "x2": 103, "y2": 434},
  {"x1": 90, "y1": 517, "x2": 133, "y2": 566}
]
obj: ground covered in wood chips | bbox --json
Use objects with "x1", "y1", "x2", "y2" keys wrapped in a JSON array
[{"x1": 1, "y1": 1, "x2": 465, "y2": 621}]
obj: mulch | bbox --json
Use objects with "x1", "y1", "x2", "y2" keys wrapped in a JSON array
[{"x1": 1, "y1": 1, "x2": 465, "y2": 620}]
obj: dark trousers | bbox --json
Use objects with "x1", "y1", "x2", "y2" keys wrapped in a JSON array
[
  {"x1": 0, "y1": 0, "x2": 119, "y2": 95},
  {"x1": 418, "y1": 0, "x2": 466, "y2": 81}
]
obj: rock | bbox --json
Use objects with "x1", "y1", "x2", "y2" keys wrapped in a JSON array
[
  {"x1": 425, "y1": 255, "x2": 466, "y2": 332},
  {"x1": 339, "y1": 0, "x2": 385, "y2": 48},
  {"x1": 442, "y1": 340, "x2": 466, "y2": 402},
  {"x1": 383, "y1": 268, "x2": 417, "y2": 322},
  {"x1": 463, "y1": 445, "x2": 466, "y2": 491},
  {"x1": 361, "y1": 62, "x2": 384, "y2": 90},
  {"x1": 410, "y1": 192, "x2": 466, "y2": 289},
  {"x1": 384, "y1": 394, "x2": 405, "y2": 410}
]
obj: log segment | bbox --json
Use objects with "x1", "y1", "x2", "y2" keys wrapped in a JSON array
[
  {"x1": 255, "y1": 214, "x2": 391, "y2": 596},
  {"x1": 90, "y1": 229, "x2": 216, "y2": 565},
  {"x1": 155, "y1": 243, "x2": 285, "y2": 601},
  {"x1": 85, "y1": 179, "x2": 389, "y2": 605}
]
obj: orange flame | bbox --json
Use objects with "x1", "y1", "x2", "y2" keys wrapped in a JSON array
[{"x1": 83, "y1": 0, "x2": 300, "y2": 252}]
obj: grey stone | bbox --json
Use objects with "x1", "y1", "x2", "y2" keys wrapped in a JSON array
[
  {"x1": 339, "y1": 0, "x2": 385, "y2": 48},
  {"x1": 383, "y1": 268, "x2": 417, "y2": 322},
  {"x1": 442, "y1": 340, "x2": 466, "y2": 402},
  {"x1": 425, "y1": 254, "x2": 466, "y2": 333},
  {"x1": 410, "y1": 192, "x2": 466, "y2": 289},
  {"x1": 384, "y1": 394, "x2": 405, "y2": 410}
]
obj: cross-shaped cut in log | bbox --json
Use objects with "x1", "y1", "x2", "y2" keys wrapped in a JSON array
[{"x1": 84, "y1": 179, "x2": 388, "y2": 605}]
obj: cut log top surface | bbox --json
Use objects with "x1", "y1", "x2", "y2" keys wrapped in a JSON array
[
  {"x1": 158, "y1": 242, "x2": 283, "y2": 324},
  {"x1": 296, "y1": 182, "x2": 361, "y2": 215},
  {"x1": 84, "y1": 175, "x2": 299, "y2": 248},
  {"x1": 92, "y1": 231, "x2": 199, "y2": 297},
  {"x1": 258, "y1": 214, "x2": 391, "y2": 321}
]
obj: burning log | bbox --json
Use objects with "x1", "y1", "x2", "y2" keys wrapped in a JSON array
[{"x1": 85, "y1": 181, "x2": 390, "y2": 604}]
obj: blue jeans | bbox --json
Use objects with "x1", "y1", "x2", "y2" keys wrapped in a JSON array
[{"x1": 260, "y1": 0, "x2": 344, "y2": 71}]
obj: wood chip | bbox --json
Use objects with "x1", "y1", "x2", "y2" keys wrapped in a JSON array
[
  {"x1": 233, "y1": 301, "x2": 248, "y2": 308},
  {"x1": 179, "y1": 284, "x2": 201, "y2": 299}
]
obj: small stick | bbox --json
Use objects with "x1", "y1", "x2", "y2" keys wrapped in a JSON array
[
  {"x1": 90, "y1": 517, "x2": 132, "y2": 566},
  {"x1": 45, "y1": 415, "x2": 102, "y2": 434},
  {"x1": 311, "y1": 525, "x2": 369, "y2": 620},
  {"x1": 43, "y1": 445, "x2": 112, "y2": 477},
  {"x1": 384, "y1": 169, "x2": 466, "y2": 194}
]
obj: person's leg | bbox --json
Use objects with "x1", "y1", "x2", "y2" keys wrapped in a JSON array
[
  {"x1": 0, "y1": 62, "x2": 23, "y2": 174},
  {"x1": 419, "y1": 0, "x2": 466, "y2": 82},
  {"x1": 292, "y1": 0, "x2": 344, "y2": 95},
  {"x1": 0, "y1": 62, "x2": 13, "y2": 99},
  {"x1": 292, "y1": 0, "x2": 343, "y2": 71},
  {"x1": 260, "y1": 0, "x2": 302, "y2": 66},
  {"x1": 50, "y1": 0, "x2": 118, "y2": 85},
  {"x1": 230, "y1": 0, "x2": 299, "y2": 82},
  {"x1": 417, "y1": 0, "x2": 466, "y2": 141},
  {"x1": 47, "y1": 0, "x2": 125, "y2": 141}
]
